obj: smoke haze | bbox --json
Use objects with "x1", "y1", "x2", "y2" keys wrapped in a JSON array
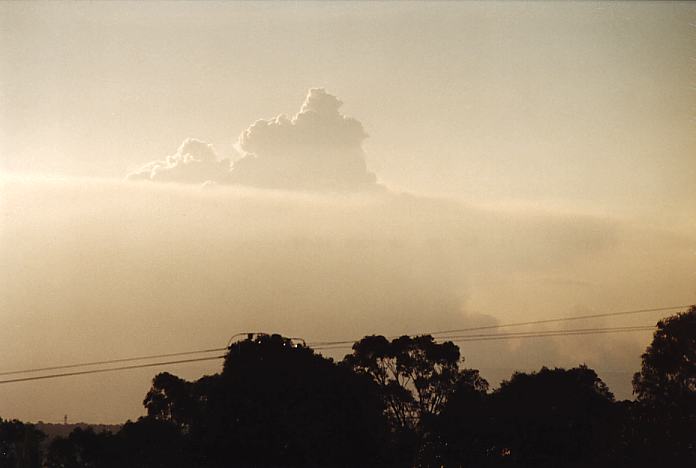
[{"x1": 1, "y1": 176, "x2": 694, "y2": 422}]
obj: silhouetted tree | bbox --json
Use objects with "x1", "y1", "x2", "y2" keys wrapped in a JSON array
[
  {"x1": 488, "y1": 366, "x2": 617, "y2": 467},
  {"x1": 44, "y1": 435, "x2": 80, "y2": 468},
  {"x1": 633, "y1": 306, "x2": 695, "y2": 405},
  {"x1": 628, "y1": 306, "x2": 696, "y2": 466},
  {"x1": 45, "y1": 419, "x2": 187, "y2": 468},
  {"x1": 0, "y1": 419, "x2": 45, "y2": 468},
  {"x1": 24, "y1": 312, "x2": 696, "y2": 467},
  {"x1": 116, "y1": 418, "x2": 188, "y2": 468},
  {"x1": 342, "y1": 335, "x2": 462, "y2": 430},
  {"x1": 429, "y1": 369, "x2": 493, "y2": 467},
  {"x1": 343, "y1": 334, "x2": 480, "y2": 466},
  {"x1": 45, "y1": 427, "x2": 118, "y2": 468},
  {"x1": 143, "y1": 373, "x2": 198, "y2": 432},
  {"x1": 145, "y1": 334, "x2": 389, "y2": 467}
]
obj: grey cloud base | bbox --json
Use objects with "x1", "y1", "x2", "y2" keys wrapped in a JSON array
[{"x1": 128, "y1": 89, "x2": 380, "y2": 191}]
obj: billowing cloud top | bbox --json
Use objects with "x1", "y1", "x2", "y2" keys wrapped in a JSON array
[
  {"x1": 128, "y1": 89, "x2": 379, "y2": 191},
  {"x1": 128, "y1": 138, "x2": 231, "y2": 185}
]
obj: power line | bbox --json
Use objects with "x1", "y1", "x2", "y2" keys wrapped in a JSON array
[
  {"x1": 0, "y1": 326, "x2": 653, "y2": 384},
  {"x1": 312, "y1": 325, "x2": 656, "y2": 351},
  {"x1": 0, "y1": 347, "x2": 227, "y2": 377},
  {"x1": 424, "y1": 305, "x2": 687, "y2": 336},
  {"x1": 430, "y1": 325, "x2": 654, "y2": 341},
  {"x1": 0, "y1": 304, "x2": 687, "y2": 385},
  {"x1": 444, "y1": 326, "x2": 654, "y2": 342},
  {"x1": 308, "y1": 305, "x2": 689, "y2": 347},
  {"x1": 0, "y1": 355, "x2": 225, "y2": 385},
  {"x1": 0, "y1": 325, "x2": 653, "y2": 379}
]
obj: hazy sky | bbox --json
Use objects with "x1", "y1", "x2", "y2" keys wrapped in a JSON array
[
  {"x1": 1, "y1": 1, "x2": 694, "y2": 211},
  {"x1": 1, "y1": 1, "x2": 695, "y2": 423}
]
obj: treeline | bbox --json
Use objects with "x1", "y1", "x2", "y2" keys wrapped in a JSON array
[
  {"x1": 2, "y1": 307, "x2": 694, "y2": 467},
  {"x1": 33, "y1": 423, "x2": 122, "y2": 442}
]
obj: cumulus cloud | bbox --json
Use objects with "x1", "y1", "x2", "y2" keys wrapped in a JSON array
[
  {"x1": 231, "y1": 88, "x2": 378, "y2": 191},
  {"x1": 128, "y1": 138, "x2": 232, "y2": 184},
  {"x1": 128, "y1": 89, "x2": 379, "y2": 191}
]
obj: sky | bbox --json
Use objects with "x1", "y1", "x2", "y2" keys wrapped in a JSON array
[{"x1": 0, "y1": 1, "x2": 695, "y2": 423}]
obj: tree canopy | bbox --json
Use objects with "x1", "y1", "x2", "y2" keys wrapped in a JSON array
[
  {"x1": 146, "y1": 333, "x2": 389, "y2": 467},
  {"x1": 342, "y1": 334, "x2": 465, "y2": 430},
  {"x1": 633, "y1": 305, "x2": 696, "y2": 404},
  {"x1": 6, "y1": 307, "x2": 693, "y2": 468},
  {"x1": 630, "y1": 306, "x2": 696, "y2": 466}
]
